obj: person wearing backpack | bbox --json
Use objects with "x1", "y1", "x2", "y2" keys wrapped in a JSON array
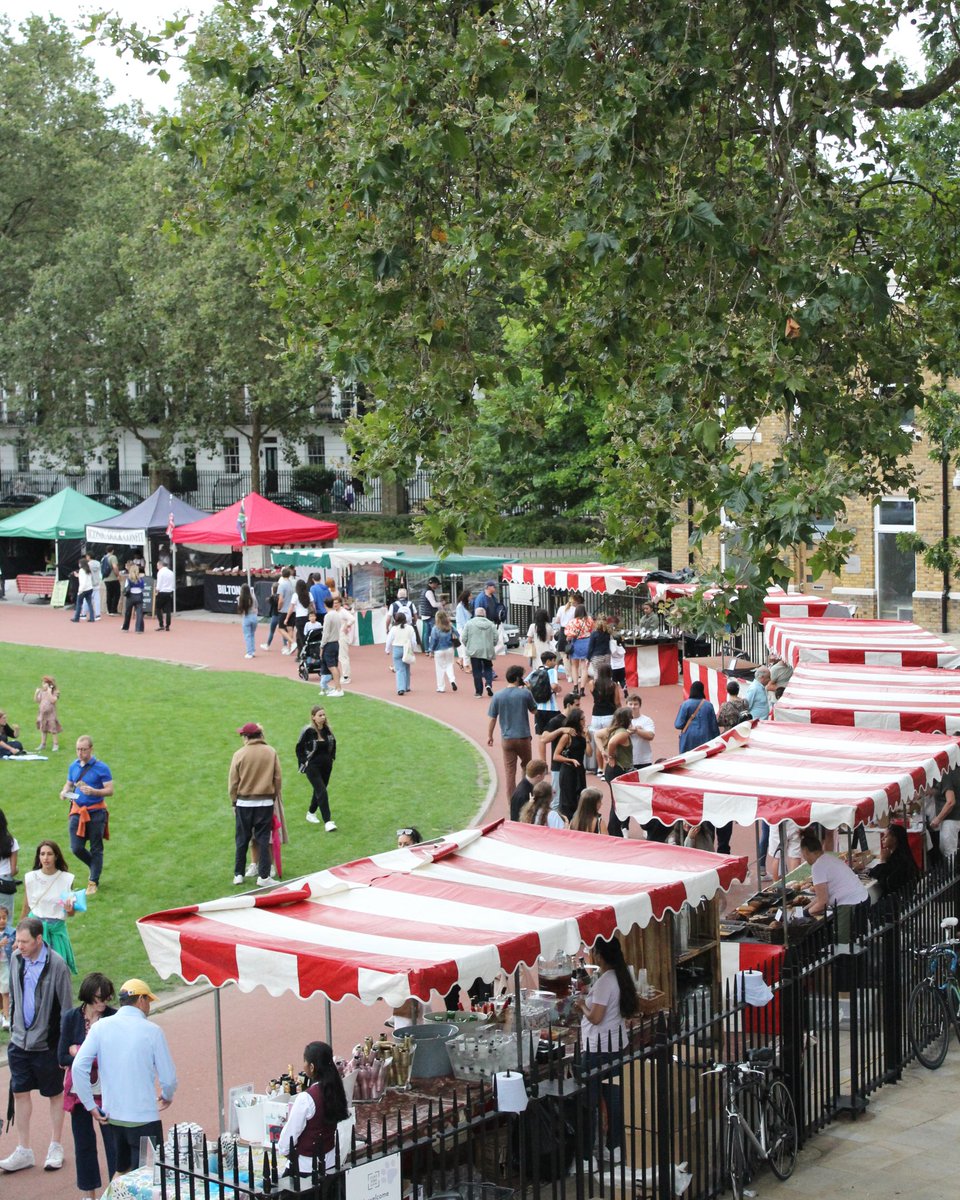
[
  {"x1": 385, "y1": 588, "x2": 416, "y2": 631},
  {"x1": 524, "y1": 650, "x2": 566, "y2": 759},
  {"x1": 101, "y1": 550, "x2": 120, "y2": 616}
]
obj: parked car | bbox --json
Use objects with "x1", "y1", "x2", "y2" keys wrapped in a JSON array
[
  {"x1": 85, "y1": 490, "x2": 144, "y2": 509},
  {"x1": 265, "y1": 490, "x2": 326, "y2": 514},
  {"x1": 0, "y1": 490, "x2": 48, "y2": 508},
  {"x1": 502, "y1": 622, "x2": 521, "y2": 650}
]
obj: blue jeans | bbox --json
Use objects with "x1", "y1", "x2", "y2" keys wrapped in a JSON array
[
  {"x1": 392, "y1": 645, "x2": 410, "y2": 692},
  {"x1": 69, "y1": 808, "x2": 107, "y2": 884},
  {"x1": 242, "y1": 613, "x2": 258, "y2": 654},
  {"x1": 582, "y1": 1049, "x2": 625, "y2": 1155},
  {"x1": 264, "y1": 612, "x2": 283, "y2": 646},
  {"x1": 72, "y1": 590, "x2": 95, "y2": 622}
]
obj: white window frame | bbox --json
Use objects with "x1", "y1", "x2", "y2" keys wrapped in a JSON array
[{"x1": 874, "y1": 498, "x2": 916, "y2": 621}]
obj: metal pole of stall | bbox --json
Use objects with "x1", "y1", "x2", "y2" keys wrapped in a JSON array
[
  {"x1": 325, "y1": 997, "x2": 333, "y2": 1045},
  {"x1": 779, "y1": 821, "x2": 790, "y2": 949},
  {"x1": 754, "y1": 821, "x2": 763, "y2": 892},
  {"x1": 214, "y1": 988, "x2": 226, "y2": 1134},
  {"x1": 514, "y1": 966, "x2": 524, "y2": 1073}
]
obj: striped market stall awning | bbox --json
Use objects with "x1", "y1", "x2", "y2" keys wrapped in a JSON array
[
  {"x1": 137, "y1": 822, "x2": 747, "y2": 1006},
  {"x1": 502, "y1": 562, "x2": 649, "y2": 594},
  {"x1": 764, "y1": 617, "x2": 960, "y2": 669},
  {"x1": 774, "y1": 662, "x2": 960, "y2": 735},
  {"x1": 611, "y1": 720, "x2": 960, "y2": 832}
]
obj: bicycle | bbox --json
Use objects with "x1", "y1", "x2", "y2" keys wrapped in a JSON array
[
  {"x1": 705, "y1": 1047, "x2": 798, "y2": 1200},
  {"x1": 908, "y1": 916, "x2": 960, "y2": 1069}
]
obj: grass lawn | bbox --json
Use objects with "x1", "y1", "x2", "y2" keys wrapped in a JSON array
[{"x1": 0, "y1": 643, "x2": 486, "y2": 997}]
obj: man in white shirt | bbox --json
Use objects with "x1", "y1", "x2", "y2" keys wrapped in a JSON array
[
  {"x1": 155, "y1": 558, "x2": 175, "y2": 631},
  {"x1": 72, "y1": 978, "x2": 177, "y2": 1176},
  {"x1": 627, "y1": 694, "x2": 655, "y2": 768},
  {"x1": 318, "y1": 598, "x2": 345, "y2": 696}
]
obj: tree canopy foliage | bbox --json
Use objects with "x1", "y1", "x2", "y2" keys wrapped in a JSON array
[{"x1": 104, "y1": 0, "x2": 960, "y2": 610}]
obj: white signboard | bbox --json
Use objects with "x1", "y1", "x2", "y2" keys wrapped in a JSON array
[
  {"x1": 345, "y1": 1152, "x2": 401, "y2": 1200},
  {"x1": 508, "y1": 581, "x2": 534, "y2": 605}
]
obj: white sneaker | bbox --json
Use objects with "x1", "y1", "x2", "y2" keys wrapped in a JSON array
[
  {"x1": 325, "y1": 820, "x2": 338, "y2": 832},
  {"x1": 44, "y1": 1142, "x2": 64, "y2": 1171},
  {"x1": 256, "y1": 876, "x2": 272, "y2": 887},
  {"x1": 0, "y1": 1016, "x2": 9, "y2": 1029},
  {"x1": 233, "y1": 874, "x2": 244, "y2": 885},
  {"x1": 260, "y1": 643, "x2": 271, "y2": 651},
  {"x1": 281, "y1": 645, "x2": 292, "y2": 655},
  {"x1": 270, "y1": 866, "x2": 277, "y2": 878},
  {"x1": 0, "y1": 1146, "x2": 35, "y2": 1172},
  {"x1": 306, "y1": 812, "x2": 321, "y2": 824},
  {"x1": 326, "y1": 689, "x2": 344, "y2": 697}
]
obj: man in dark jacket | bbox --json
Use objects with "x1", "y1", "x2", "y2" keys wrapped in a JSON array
[{"x1": 0, "y1": 918, "x2": 73, "y2": 1174}]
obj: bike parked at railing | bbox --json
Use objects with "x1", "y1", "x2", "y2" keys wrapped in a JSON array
[{"x1": 908, "y1": 916, "x2": 960, "y2": 1069}]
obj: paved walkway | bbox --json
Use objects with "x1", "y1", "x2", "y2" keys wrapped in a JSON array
[{"x1": 0, "y1": 594, "x2": 957, "y2": 1197}]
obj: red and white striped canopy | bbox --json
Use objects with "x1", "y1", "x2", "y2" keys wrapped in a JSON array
[
  {"x1": 774, "y1": 663, "x2": 960, "y2": 735},
  {"x1": 137, "y1": 822, "x2": 747, "y2": 1005},
  {"x1": 765, "y1": 618, "x2": 960, "y2": 669},
  {"x1": 761, "y1": 595, "x2": 852, "y2": 619},
  {"x1": 502, "y1": 562, "x2": 648, "y2": 594},
  {"x1": 683, "y1": 660, "x2": 728, "y2": 709},
  {"x1": 611, "y1": 721, "x2": 960, "y2": 831}
]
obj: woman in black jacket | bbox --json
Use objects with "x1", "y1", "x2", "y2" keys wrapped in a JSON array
[
  {"x1": 59, "y1": 972, "x2": 117, "y2": 1200},
  {"x1": 296, "y1": 705, "x2": 338, "y2": 832}
]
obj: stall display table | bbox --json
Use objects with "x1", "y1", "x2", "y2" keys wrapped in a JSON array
[
  {"x1": 16, "y1": 572, "x2": 56, "y2": 596},
  {"x1": 623, "y1": 637, "x2": 680, "y2": 687}
]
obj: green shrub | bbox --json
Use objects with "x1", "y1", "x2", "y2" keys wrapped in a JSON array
[{"x1": 293, "y1": 465, "x2": 335, "y2": 493}]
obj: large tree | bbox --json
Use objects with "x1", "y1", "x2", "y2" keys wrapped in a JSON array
[{"x1": 111, "y1": 2, "x2": 960, "y2": 606}]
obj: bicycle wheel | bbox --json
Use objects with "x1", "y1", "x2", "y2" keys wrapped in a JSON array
[
  {"x1": 725, "y1": 1118, "x2": 750, "y2": 1200},
  {"x1": 908, "y1": 980, "x2": 951, "y2": 1069},
  {"x1": 764, "y1": 1079, "x2": 798, "y2": 1181}
]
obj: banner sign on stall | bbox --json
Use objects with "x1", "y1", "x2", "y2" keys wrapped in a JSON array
[{"x1": 345, "y1": 1152, "x2": 401, "y2": 1200}]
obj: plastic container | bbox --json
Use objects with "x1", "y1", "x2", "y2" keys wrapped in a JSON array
[
  {"x1": 394, "y1": 1023, "x2": 458, "y2": 1078},
  {"x1": 234, "y1": 1097, "x2": 266, "y2": 1144}
]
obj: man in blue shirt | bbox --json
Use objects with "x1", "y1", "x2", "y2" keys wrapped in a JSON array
[
  {"x1": 744, "y1": 667, "x2": 772, "y2": 721},
  {"x1": 487, "y1": 664, "x2": 537, "y2": 799},
  {"x1": 73, "y1": 978, "x2": 178, "y2": 1175},
  {"x1": 309, "y1": 574, "x2": 332, "y2": 614},
  {"x1": 60, "y1": 735, "x2": 114, "y2": 896}
]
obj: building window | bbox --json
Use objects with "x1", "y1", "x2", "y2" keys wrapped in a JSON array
[
  {"x1": 306, "y1": 436, "x2": 326, "y2": 467},
  {"x1": 875, "y1": 499, "x2": 916, "y2": 620},
  {"x1": 223, "y1": 437, "x2": 241, "y2": 474}
]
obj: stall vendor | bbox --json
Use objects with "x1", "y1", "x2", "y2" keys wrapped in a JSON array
[
  {"x1": 277, "y1": 1042, "x2": 349, "y2": 1178},
  {"x1": 637, "y1": 602, "x2": 660, "y2": 634},
  {"x1": 801, "y1": 830, "x2": 869, "y2": 943}
]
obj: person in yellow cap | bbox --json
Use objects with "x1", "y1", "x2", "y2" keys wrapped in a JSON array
[{"x1": 71, "y1": 977, "x2": 177, "y2": 1177}]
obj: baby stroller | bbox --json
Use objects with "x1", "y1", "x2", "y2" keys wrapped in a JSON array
[{"x1": 298, "y1": 629, "x2": 325, "y2": 681}]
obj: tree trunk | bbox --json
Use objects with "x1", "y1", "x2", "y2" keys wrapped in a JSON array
[{"x1": 248, "y1": 407, "x2": 262, "y2": 494}]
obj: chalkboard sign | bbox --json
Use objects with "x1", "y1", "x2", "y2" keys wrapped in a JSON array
[
  {"x1": 141, "y1": 575, "x2": 155, "y2": 614},
  {"x1": 51, "y1": 580, "x2": 70, "y2": 609}
]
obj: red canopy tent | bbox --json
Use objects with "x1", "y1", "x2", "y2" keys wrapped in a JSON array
[
  {"x1": 774, "y1": 662, "x2": 960, "y2": 735},
  {"x1": 172, "y1": 492, "x2": 338, "y2": 547},
  {"x1": 137, "y1": 821, "x2": 747, "y2": 1005},
  {"x1": 610, "y1": 721, "x2": 960, "y2": 832},
  {"x1": 765, "y1": 617, "x2": 960, "y2": 669}
]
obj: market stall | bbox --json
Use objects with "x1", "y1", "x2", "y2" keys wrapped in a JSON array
[
  {"x1": 764, "y1": 616, "x2": 960, "y2": 668},
  {"x1": 773, "y1": 662, "x2": 960, "y2": 734},
  {"x1": 172, "y1": 493, "x2": 338, "y2": 611},
  {"x1": 501, "y1": 562, "x2": 681, "y2": 684},
  {"x1": 137, "y1": 822, "x2": 746, "y2": 1142},
  {"x1": 611, "y1": 720, "x2": 960, "y2": 940},
  {"x1": 0, "y1": 487, "x2": 119, "y2": 601},
  {"x1": 271, "y1": 550, "x2": 517, "y2": 643},
  {"x1": 85, "y1": 485, "x2": 210, "y2": 611}
]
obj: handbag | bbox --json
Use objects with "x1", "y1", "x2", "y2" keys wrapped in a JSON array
[
  {"x1": 402, "y1": 640, "x2": 416, "y2": 665},
  {"x1": 451, "y1": 630, "x2": 461, "y2": 648},
  {"x1": 522, "y1": 641, "x2": 535, "y2": 659},
  {"x1": 0, "y1": 877, "x2": 20, "y2": 895}
]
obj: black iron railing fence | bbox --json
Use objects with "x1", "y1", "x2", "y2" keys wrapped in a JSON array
[{"x1": 153, "y1": 856, "x2": 959, "y2": 1200}]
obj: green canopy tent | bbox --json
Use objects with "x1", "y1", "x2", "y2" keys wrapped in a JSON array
[
  {"x1": 271, "y1": 549, "x2": 518, "y2": 643},
  {"x1": 0, "y1": 488, "x2": 120, "y2": 591}
]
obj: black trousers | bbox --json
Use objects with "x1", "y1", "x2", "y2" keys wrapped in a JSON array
[
  {"x1": 306, "y1": 760, "x2": 333, "y2": 821},
  {"x1": 234, "y1": 803, "x2": 273, "y2": 877},
  {"x1": 155, "y1": 592, "x2": 173, "y2": 628}
]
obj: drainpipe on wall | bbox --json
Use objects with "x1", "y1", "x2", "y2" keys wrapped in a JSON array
[{"x1": 942, "y1": 452, "x2": 950, "y2": 634}]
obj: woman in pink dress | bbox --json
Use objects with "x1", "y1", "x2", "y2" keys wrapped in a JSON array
[{"x1": 34, "y1": 675, "x2": 61, "y2": 752}]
